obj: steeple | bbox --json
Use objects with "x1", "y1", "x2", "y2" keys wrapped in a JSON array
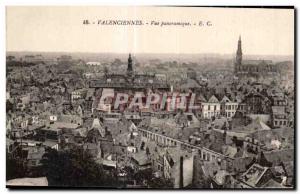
[
  {"x1": 236, "y1": 35, "x2": 242, "y2": 66},
  {"x1": 127, "y1": 53, "x2": 133, "y2": 73}
]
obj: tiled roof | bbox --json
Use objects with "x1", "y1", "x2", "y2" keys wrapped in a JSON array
[
  {"x1": 263, "y1": 149, "x2": 294, "y2": 166},
  {"x1": 240, "y1": 163, "x2": 269, "y2": 187},
  {"x1": 132, "y1": 151, "x2": 151, "y2": 166},
  {"x1": 208, "y1": 95, "x2": 219, "y2": 103}
]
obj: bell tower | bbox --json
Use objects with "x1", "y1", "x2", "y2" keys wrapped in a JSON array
[
  {"x1": 127, "y1": 53, "x2": 133, "y2": 76},
  {"x1": 235, "y1": 36, "x2": 242, "y2": 74}
]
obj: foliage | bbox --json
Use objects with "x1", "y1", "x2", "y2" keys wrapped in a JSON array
[
  {"x1": 41, "y1": 147, "x2": 118, "y2": 187},
  {"x1": 6, "y1": 151, "x2": 28, "y2": 180},
  {"x1": 148, "y1": 176, "x2": 174, "y2": 188},
  {"x1": 132, "y1": 168, "x2": 174, "y2": 188}
]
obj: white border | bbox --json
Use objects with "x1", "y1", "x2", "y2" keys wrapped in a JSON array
[{"x1": 0, "y1": 1, "x2": 297, "y2": 194}]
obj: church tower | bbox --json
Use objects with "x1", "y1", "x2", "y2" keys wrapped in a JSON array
[
  {"x1": 127, "y1": 53, "x2": 133, "y2": 76},
  {"x1": 235, "y1": 36, "x2": 242, "y2": 73},
  {"x1": 236, "y1": 36, "x2": 242, "y2": 65}
]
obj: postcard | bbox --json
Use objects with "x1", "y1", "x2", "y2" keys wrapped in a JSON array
[{"x1": 6, "y1": 6, "x2": 295, "y2": 189}]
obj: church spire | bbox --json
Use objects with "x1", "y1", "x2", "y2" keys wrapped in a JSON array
[{"x1": 236, "y1": 35, "x2": 242, "y2": 66}]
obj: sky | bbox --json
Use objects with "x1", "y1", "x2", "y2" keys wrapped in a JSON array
[{"x1": 6, "y1": 6, "x2": 294, "y2": 55}]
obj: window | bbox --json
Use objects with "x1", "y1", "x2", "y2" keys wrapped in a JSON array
[{"x1": 203, "y1": 152, "x2": 206, "y2": 160}]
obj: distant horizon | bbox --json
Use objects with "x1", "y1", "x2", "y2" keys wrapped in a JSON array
[
  {"x1": 6, "y1": 49, "x2": 294, "y2": 59},
  {"x1": 5, "y1": 50, "x2": 294, "y2": 56}
]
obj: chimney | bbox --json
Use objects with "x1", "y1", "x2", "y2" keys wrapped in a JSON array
[
  {"x1": 179, "y1": 156, "x2": 184, "y2": 188},
  {"x1": 223, "y1": 128, "x2": 227, "y2": 143}
]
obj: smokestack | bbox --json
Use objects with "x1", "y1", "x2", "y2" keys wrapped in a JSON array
[{"x1": 179, "y1": 156, "x2": 184, "y2": 188}]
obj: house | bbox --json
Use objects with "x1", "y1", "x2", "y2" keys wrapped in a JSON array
[
  {"x1": 102, "y1": 159, "x2": 117, "y2": 170},
  {"x1": 271, "y1": 106, "x2": 288, "y2": 128},
  {"x1": 201, "y1": 95, "x2": 221, "y2": 119},
  {"x1": 71, "y1": 88, "x2": 87, "y2": 103},
  {"x1": 86, "y1": 118, "x2": 106, "y2": 140},
  {"x1": 194, "y1": 157, "x2": 233, "y2": 188},
  {"x1": 220, "y1": 95, "x2": 239, "y2": 118},
  {"x1": 131, "y1": 151, "x2": 152, "y2": 172},
  {"x1": 211, "y1": 170, "x2": 232, "y2": 188},
  {"x1": 281, "y1": 161, "x2": 294, "y2": 187},
  {"x1": 86, "y1": 62, "x2": 101, "y2": 66},
  {"x1": 36, "y1": 127, "x2": 62, "y2": 142},
  {"x1": 76, "y1": 105, "x2": 83, "y2": 117},
  {"x1": 10, "y1": 128, "x2": 34, "y2": 139},
  {"x1": 83, "y1": 142, "x2": 101, "y2": 159},
  {"x1": 22, "y1": 146, "x2": 46, "y2": 168},
  {"x1": 242, "y1": 91, "x2": 271, "y2": 114},
  {"x1": 58, "y1": 114, "x2": 83, "y2": 126},
  {"x1": 238, "y1": 163, "x2": 274, "y2": 188},
  {"x1": 43, "y1": 140, "x2": 59, "y2": 150},
  {"x1": 163, "y1": 147, "x2": 194, "y2": 188},
  {"x1": 29, "y1": 116, "x2": 40, "y2": 125},
  {"x1": 6, "y1": 138, "x2": 14, "y2": 153},
  {"x1": 243, "y1": 126, "x2": 293, "y2": 152},
  {"x1": 96, "y1": 88, "x2": 114, "y2": 112}
]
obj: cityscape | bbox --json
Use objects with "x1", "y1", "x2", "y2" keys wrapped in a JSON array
[
  {"x1": 6, "y1": 37, "x2": 295, "y2": 188},
  {"x1": 5, "y1": 6, "x2": 294, "y2": 189}
]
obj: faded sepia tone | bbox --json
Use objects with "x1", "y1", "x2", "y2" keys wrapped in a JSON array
[
  {"x1": 6, "y1": 6, "x2": 294, "y2": 189},
  {"x1": 7, "y1": 7, "x2": 293, "y2": 55}
]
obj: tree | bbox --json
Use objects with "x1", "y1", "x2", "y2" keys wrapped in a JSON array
[
  {"x1": 148, "y1": 176, "x2": 174, "y2": 188},
  {"x1": 41, "y1": 147, "x2": 117, "y2": 187},
  {"x1": 6, "y1": 151, "x2": 28, "y2": 181},
  {"x1": 133, "y1": 168, "x2": 174, "y2": 188},
  {"x1": 133, "y1": 168, "x2": 152, "y2": 185}
]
